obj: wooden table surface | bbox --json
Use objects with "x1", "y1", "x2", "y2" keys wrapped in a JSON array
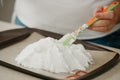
[{"x1": 0, "y1": 21, "x2": 120, "y2": 80}]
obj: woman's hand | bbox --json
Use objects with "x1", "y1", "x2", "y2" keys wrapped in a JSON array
[{"x1": 88, "y1": 1, "x2": 120, "y2": 32}]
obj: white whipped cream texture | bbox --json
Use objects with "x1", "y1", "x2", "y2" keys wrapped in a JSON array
[{"x1": 15, "y1": 37, "x2": 93, "y2": 73}]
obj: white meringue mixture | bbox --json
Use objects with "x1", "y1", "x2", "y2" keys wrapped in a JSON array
[{"x1": 15, "y1": 37, "x2": 93, "y2": 73}]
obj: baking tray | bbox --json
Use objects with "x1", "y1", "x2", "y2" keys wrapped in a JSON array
[{"x1": 0, "y1": 28, "x2": 119, "y2": 80}]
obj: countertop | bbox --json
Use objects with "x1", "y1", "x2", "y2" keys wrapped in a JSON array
[{"x1": 0, "y1": 21, "x2": 120, "y2": 80}]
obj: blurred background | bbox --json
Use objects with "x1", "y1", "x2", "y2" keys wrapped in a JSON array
[{"x1": 0, "y1": 0, "x2": 15, "y2": 22}]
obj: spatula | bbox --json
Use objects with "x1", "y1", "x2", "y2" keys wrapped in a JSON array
[{"x1": 59, "y1": 1, "x2": 119, "y2": 46}]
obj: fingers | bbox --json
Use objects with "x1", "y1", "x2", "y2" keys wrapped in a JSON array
[
  {"x1": 94, "y1": 6, "x2": 103, "y2": 14},
  {"x1": 88, "y1": 6, "x2": 116, "y2": 32},
  {"x1": 94, "y1": 6, "x2": 114, "y2": 20},
  {"x1": 95, "y1": 11, "x2": 114, "y2": 20},
  {"x1": 92, "y1": 20, "x2": 110, "y2": 27},
  {"x1": 89, "y1": 26, "x2": 112, "y2": 32},
  {"x1": 88, "y1": 20, "x2": 114, "y2": 32}
]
